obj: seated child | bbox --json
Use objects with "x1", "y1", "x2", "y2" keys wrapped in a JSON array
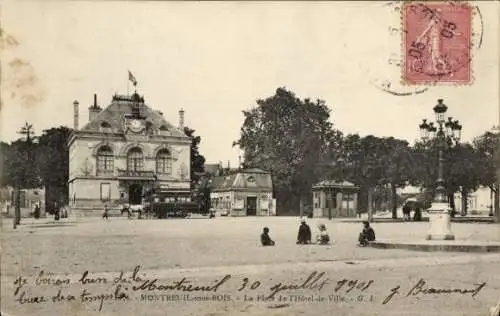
[
  {"x1": 358, "y1": 221, "x2": 376, "y2": 247},
  {"x1": 316, "y1": 224, "x2": 330, "y2": 245},
  {"x1": 261, "y1": 227, "x2": 275, "y2": 246}
]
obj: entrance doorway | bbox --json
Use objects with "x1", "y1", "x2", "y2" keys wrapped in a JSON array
[
  {"x1": 129, "y1": 184, "x2": 143, "y2": 205},
  {"x1": 246, "y1": 197, "x2": 257, "y2": 216}
]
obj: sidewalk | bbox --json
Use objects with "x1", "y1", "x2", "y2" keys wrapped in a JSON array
[{"x1": 338, "y1": 210, "x2": 496, "y2": 223}]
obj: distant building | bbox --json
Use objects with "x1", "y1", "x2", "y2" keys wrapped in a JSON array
[
  {"x1": 454, "y1": 186, "x2": 493, "y2": 215},
  {"x1": 67, "y1": 92, "x2": 191, "y2": 213},
  {"x1": 1, "y1": 186, "x2": 45, "y2": 218},
  {"x1": 397, "y1": 185, "x2": 421, "y2": 197},
  {"x1": 210, "y1": 168, "x2": 275, "y2": 216},
  {"x1": 312, "y1": 180, "x2": 359, "y2": 218}
]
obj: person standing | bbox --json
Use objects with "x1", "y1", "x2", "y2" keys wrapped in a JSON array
[
  {"x1": 102, "y1": 204, "x2": 109, "y2": 220},
  {"x1": 34, "y1": 200, "x2": 41, "y2": 219},
  {"x1": 297, "y1": 218, "x2": 312, "y2": 244},
  {"x1": 402, "y1": 204, "x2": 410, "y2": 221},
  {"x1": 54, "y1": 201, "x2": 60, "y2": 221}
]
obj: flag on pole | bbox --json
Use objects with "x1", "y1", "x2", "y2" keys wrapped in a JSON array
[{"x1": 128, "y1": 70, "x2": 137, "y2": 86}]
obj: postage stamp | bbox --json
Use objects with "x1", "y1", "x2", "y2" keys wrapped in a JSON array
[{"x1": 402, "y1": 1, "x2": 473, "y2": 85}]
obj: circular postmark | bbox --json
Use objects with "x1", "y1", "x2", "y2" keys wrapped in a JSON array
[{"x1": 371, "y1": 0, "x2": 483, "y2": 95}]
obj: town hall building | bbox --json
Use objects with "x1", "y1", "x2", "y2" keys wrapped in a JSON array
[{"x1": 67, "y1": 91, "x2": 191, "y2": 213}]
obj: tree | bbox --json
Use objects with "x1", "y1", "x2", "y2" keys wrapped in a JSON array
[
  {"x1": 379, "y1": 137, "x2": 416, "y2": 219},
  {"x1": 234, "y1": 87, "x2": 341, "y2": 215},
  {"x1": 183, "y1": 126, "x2": 208, "y2": 211},
  {"x1": 473, "y1": 131, "x2": 499, "y2": 218},
  {"x1": 334, "y1": 134, "x2": 416, "y2": 219},
  {"x1": 2, "y1": 123, "x2": 40, "y2": 226},
  {"x1": 0, "y1": 141, "x2": 9, "y2": 187},
  {"x1": 445, "y1": 143, "x2": 483, "y2": 216},
  {"x1": 36, "y1": 126, "x2": 72, "y2": 213},
  {"x1": 412, "y1": 137, "x2": 488, "y2": 217}
]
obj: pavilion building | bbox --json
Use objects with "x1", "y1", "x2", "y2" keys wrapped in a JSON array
[
  {"x1": 312, "y1": 180, "x2": 359, "y2": 218},
  {"x1": 210, "y1": 168, "x2": 275, "y2": 216}
]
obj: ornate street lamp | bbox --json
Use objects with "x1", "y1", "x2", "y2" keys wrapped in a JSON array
[{"x1": 419, "y1": 99, "x2": 462, "y2": 240}]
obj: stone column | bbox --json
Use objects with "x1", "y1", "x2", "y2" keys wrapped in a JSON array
[
  {"x1": 336, "y1": 191, "x2": 343, "y2": 218},
  {"x1": 319, "y1": 191, "x2": 328, "y2": 217},
  {"x1": 352, "y1": 192, "x2": 358, "y2": 216}
]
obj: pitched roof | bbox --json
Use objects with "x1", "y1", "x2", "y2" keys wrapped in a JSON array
[
  {"x1": 312, "y1": 180, "x2": 359, "y2": 189},
  {"x1": 211, "y1": 169, "x2": 272, "y2": 192},
  {"x1": 79, "y1": 93, "x2": 187, "y2": 138}
]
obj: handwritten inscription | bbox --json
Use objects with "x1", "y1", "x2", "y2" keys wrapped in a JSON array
[
  {"x1": 382, "y1": 278, "x2": 487, "y2": 304},
  {"x1": 9, "y1": 267, "x2": 487, "y2": 312}
]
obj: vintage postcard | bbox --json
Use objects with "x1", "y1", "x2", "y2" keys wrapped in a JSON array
[{"x1": 1, "y1": 1, "x2": 499, "y2": 315}]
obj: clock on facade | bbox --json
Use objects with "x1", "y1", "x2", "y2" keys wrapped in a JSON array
[{"x1": 129, "y1": 119, "x2": 144, "y2": 133}]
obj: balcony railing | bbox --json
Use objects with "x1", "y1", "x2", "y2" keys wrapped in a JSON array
[{"x1": 117, "y1": 169, "x2": 156, "y2": 179}]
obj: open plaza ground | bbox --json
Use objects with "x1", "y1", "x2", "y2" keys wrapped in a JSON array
[{"x1": 2, "y1": 216, "x2": 500, "y2": 316}]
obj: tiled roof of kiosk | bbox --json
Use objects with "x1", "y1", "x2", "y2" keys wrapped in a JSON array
[
  {"x1": 312, "y1": 180, "x2": 359, "y2": 189},
  {"x1": 80, "y1": 94, "x2": 187, "y2": 138},
  {"x1": 211, "y1": 169, "x2": 272, "y2": 191}
]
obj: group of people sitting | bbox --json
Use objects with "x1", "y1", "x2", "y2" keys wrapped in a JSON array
[{"x1": 260, "y1": 218, "x2": 376, "y2": 247}]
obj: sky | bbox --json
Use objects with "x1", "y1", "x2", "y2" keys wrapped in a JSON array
[{"x1": 1, "y1": 1, "x2": 499, "y2": 167}]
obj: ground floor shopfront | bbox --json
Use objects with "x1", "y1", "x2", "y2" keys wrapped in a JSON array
[
  {"x1": 68, "y1": 172, "x2": 191, "y2": 213},
  {"x1": 210, "y1": 191, "x2": 276, "y2": 216}
]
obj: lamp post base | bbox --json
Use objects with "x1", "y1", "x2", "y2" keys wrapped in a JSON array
[{"x1": 426, "y1": 202, "x2": 455, "y2": 241}]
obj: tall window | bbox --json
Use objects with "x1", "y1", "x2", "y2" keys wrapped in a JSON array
[
  {"x1": 156, "y1": 149, "x2": 172, "y2": 174},
  {"x1": 127, "y1": 147, "x2": 144, "y2": 171},
  {"x1": 96, "y1": 146, "x2": 114, "y2": 175}
]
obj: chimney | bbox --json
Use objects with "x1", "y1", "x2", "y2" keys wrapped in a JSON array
[
  {"x1": 88, "y1": 93, "x2": 102, "y2": 122},
  {"x1": 238, "y1": 155, "x2": 242, "y2": 169},
  {"x1": 179, "y1": 108, "x2": 185, "y2": 131},
  {"x1": 73, "y1": 100, "x2": 79, "y2": 130}
]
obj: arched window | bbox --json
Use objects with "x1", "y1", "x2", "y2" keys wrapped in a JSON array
[
  {"x1": 159, "y1": 125, "x2": 168, "y2": 131},
  {"x1": 156, "y1": 149, "x2": 172, "y2": 174},
  {"x1": 96, "y1": 146, "x2": 114, "y2": 175},
  {"x1": 100, "y1": 121, "x2": 111, "y2": 128},
  {"x1": 127, "y1": 147, "x2": 144, "y2": 171}
]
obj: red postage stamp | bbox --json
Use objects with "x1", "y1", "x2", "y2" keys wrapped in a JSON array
[{"x1": 402, "y1": 1, "x2": 473, "y2": 85}]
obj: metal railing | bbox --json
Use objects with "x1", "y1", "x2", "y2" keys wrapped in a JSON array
[{"x1": 117, "y1": 169, "x2": 155, "y2": 178}]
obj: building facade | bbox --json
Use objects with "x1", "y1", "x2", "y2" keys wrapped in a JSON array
[
  {"x1": 312, "y1": 180, "x2": 359, "y2": 218},
  {"x1": 67, "y1": 92, "x2": 191, "y2": 213},
  {"x1": 453, "y1": 186, "x2": 494, "y2": 215},
  {"x1": 1, "y1": 187, "x2": 46, "y2": 218},
  {"x1": 210, "y1": 168, "x2": 275, "y2": 216}
]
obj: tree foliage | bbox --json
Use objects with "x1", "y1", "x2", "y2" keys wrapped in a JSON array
[
  {"x1": 330, "y1": 134, "x2": 416, "y2": 218},
  {"x1": 36, "y1": 126, "x2": 73, "y2": 207},
  {"x1": 234, "y1": 87, "x2": 342, "y2": 215},
  {"x1": 183, "y1": 126, "x2": 208, "y2": 211},
  {"x1": 183, "y1": 126, "x2": 206, "y2": 186}
]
